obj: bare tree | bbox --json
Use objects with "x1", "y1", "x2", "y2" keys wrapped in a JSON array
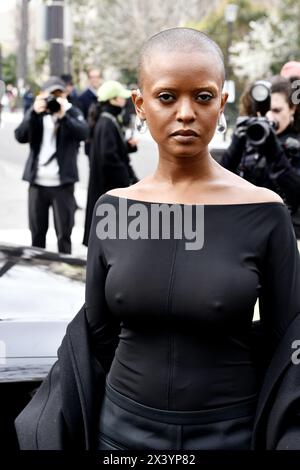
[{"x1": 70, "y1": 0, "x2": 221, "y2": 83}]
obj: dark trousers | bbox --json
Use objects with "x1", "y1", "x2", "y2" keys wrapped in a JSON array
[
  {"x1": 28, "y1": 184, "x2": 76, "y2": 254},
  {"x1": 98, "y1": 381, "x2": 255, "y2": 450}
]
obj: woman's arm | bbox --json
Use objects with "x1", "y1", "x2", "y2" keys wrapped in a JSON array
[
  {"x1": 85, "y1": 199, "x2": 120, "y2": 372},
  {"x1": 258, "y1": 204, "x2": 300, "y2": 353}
]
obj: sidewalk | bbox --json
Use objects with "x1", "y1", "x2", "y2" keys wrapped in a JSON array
[{"x1": 0, "y1": 178, "x2": 88, "y2": 257}]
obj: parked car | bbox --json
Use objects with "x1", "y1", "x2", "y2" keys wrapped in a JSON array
[{"x1": 0, "y1": 244, "x2": 86, "y2": 449}]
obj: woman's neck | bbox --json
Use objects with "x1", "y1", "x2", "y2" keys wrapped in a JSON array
[{"x1": 153, "y1": 149, "x2": 216, "y2": 185}]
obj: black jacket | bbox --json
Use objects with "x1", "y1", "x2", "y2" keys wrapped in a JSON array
[
  {"x1": 221, "y1": 125, "x2": 300, "y2": 237},
  {"x1": 78, "y1": 88, "x2": 98, "y2": 120},
  {"x1": 14, "y1": 304, "x2": 300, "y2": 450},
  {"x1": 83, "y1": 105, "x2": 138, "y2": 246},
  {"x1": 222, "y1": 126, "x2": 300, "y2": 198},
  {"x1": 14, "y1": 305, "x2": 105, "y2": 450},
  {"x1": 252, "y1": 312, "x2": 300, "y2": 450},
  {"x1": 78, "y1": 89, "x2": 99, "y2": 156},
  {"x1": 15, "y1": 106, "x2": 88, "y2": 185}
]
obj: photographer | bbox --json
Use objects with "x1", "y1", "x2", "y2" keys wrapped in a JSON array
[
  {"x1": 15, "y1": 77, "x2": 88, "y2": 253},
  {"x1": 221, "y1": 76, "x2": 300, "y2": 238}
]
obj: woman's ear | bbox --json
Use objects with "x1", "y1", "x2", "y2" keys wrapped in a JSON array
[
  {"x1": 131, "y1": 89, "x2": 146, "y2": 120},
  {"x1": 220, "y1": 92, "x2": 228, "y2": 113}
]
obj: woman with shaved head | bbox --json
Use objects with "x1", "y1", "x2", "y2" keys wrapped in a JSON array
[
  {"x1": 83, "y1": 27, "x2": 300, "y2": 450},
  {"x1": 15, "y1": 28, "x2": 300, "y2": 451}
]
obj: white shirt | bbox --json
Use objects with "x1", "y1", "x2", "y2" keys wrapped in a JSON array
[
  {"x1": 34, "y1": 100, "x2": 72, "y2": 187},
  {"x1": 34, "y1": 114, "x2": 60, "y2": 186}
]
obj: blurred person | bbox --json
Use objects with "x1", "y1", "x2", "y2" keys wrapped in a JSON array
[
  {"x1": 82, "y1": 80, "x2": 138, "y2": 246},
  {"x1": 23, "y1": 86, "x2": 34, "y2": 114},
  {"x1": 79, "y1": 68, "x2": 102, "y2": 120},
  {"x1": 60, "y1": 74, "x2": 83, "y2": 212},
  {"x1": 14, "y1": 76, "x2": 88, "y2": 254},
  {"x1": 280, "y1": 61, "x2": 300, "y2": 81},
  {"x1": 121, "y1": 83, "x2": 138, "y2": 129},
  {"x1": 5, "y1": 84, "x2": 18, "y2": 111},
  {"x1": 60, "y1": 73, "x2": 81, "y2": 109},
  {"x1": 280, "y1": 60, "x2": 300, "y2": 134},
  {"x1": 222, "y1": 76, "x2": 300, "y2": 238},
  {"x1": 79, "y1": 68, "x2": 102, "y2": 157}
]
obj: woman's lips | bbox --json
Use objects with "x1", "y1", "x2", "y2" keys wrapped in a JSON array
[
  {"x1": 171, "y1": 130, "x2": 199, "y2": 144},
  {"x1": 171, "y1": 129, "x2": 199, "y2": 136},
  {"x1": 172, "y1": 135, "x2": 198, "y2": 143},
  {"x1": 170, "y1": 129, "x2": 199, "y2": 143}
]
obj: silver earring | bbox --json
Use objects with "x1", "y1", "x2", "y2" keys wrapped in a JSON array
[
  {"x1": 135, "y1": 116, "x2": 148, "y2": 134},
  {"x1": 216, "y1": 112, "x2": 227, "y2": 134}
]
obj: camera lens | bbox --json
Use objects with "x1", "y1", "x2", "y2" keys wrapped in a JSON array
[
  {"x1": 247, "y1": 118, "x2": 270, "y2": 146},
  {"x1": 45, "y1": 95, "x2": 61, "y2": 114},
  {"x1": 250, "y1": 80, "x2": 272, "y2": 116},
  {"x1": 251, "y1": 84, "x2": 269, "y2": 102}
]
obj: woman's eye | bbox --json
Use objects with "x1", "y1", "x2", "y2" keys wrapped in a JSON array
[
  {"x1": 197, "y1": 93, "x2": 213, "y2": 102},
  {"x1": 158, "y1": 93, "x2": 175, "y2": 103}
]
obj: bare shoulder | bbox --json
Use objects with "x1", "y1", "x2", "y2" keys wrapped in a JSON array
[
  {"x1": 234, "y1": 177, "x2": 284, "y2": 204},
  {"x1": 246, "y1": 186, "x2": 284, "y2": 204},
  {"x1": 220, "y1": 168, "x2": 284, "y2": 204},
  {"x1": 105, "y1": 188, "x2": 131, "y2": 197},
  {"x1": 105, "y1": 179, "x2": 152, "y2": 199}
]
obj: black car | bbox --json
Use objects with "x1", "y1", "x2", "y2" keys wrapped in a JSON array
[{"x1": 0, "y1": 244, "x2": 86, "y2": 449}]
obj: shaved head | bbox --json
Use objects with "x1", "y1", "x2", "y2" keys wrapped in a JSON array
[{"x1": 138, "y1": 27, "x2": 225, "y2": 90}]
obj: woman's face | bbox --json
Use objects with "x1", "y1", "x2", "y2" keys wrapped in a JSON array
[
  {"x1": 133, "y1": 50, "x2": 227, "y2": 159},
  {"x1": 266, "y1": 92, "x2": 295, "y2": 134}
]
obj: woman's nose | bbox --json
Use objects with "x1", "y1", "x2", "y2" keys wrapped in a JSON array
[
  {"x1": 266, "y1": 110, "x2": 274, "y2": 121},
  {"x1": 176, "y1": 98, "x2": 196, "y2": 123}
]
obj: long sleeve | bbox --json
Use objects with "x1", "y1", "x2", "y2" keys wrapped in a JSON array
[
  {"x1": 85, "y1": 199, "x2": 120, "y2": 372},
  {"x1": 14, "y1": 109, "x2": 31, "y2": 143},
  {"x1": 99, "y1": 119, "x2": 131, "y2": 187},
  {"x1": 261, "y1": 135, "x2": 300, "y2": 206},
  {"x1": 259, "y1": 204, "x2": 300, "y2": 354},
  {"x1": 14, "y1": 108, "x2": 42, "y2": 144},
  {"x1": 269, "y1": 164, "x2": 300, "y2": 207},
  {"x1": 58, "y1": 107, "x2": 89, "y2": 141}
]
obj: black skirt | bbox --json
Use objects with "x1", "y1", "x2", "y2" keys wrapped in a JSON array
[{"x1": 97, "y1": 381, "x2": 256, "y2": 450}]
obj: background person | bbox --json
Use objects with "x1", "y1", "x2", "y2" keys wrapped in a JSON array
[
  {"x1": 78, "y1": 68, "x2": 102, "y2": 119},
  {"x1": 83, "y1": 80, "x2": 138, "y2": 246},
  {"x1": 280, "y1": 61, "x2": 300, "y2": 83},
  {"x1": 14, "y1": 76, "x2": 88, "y2": 254},
  {"x1": 280, "y1": 60, "x2": 300, "y2": 134},
  {"x1": 60, "y1": 73, "x2": 81, "y2": 109},
  {"x1": 79, "y1": 67, "x2": 102, "y2": 156},
  {"x1": 22, "y1": 86, "x2": 34, "y2": 114},
  {"x1": 221, "y1": 76, "x2": 300, "y2": 238}
]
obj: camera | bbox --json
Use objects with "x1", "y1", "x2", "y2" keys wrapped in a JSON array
[
  {"x1": 45, "y1": 94, "x2": 61, "y2": 114},
  {"x1": 246, "y1": 116, "x2": 278, "y2": 146},
  {"x1": 237, "y1": 80, "x2": 279, "y2": 146}
]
